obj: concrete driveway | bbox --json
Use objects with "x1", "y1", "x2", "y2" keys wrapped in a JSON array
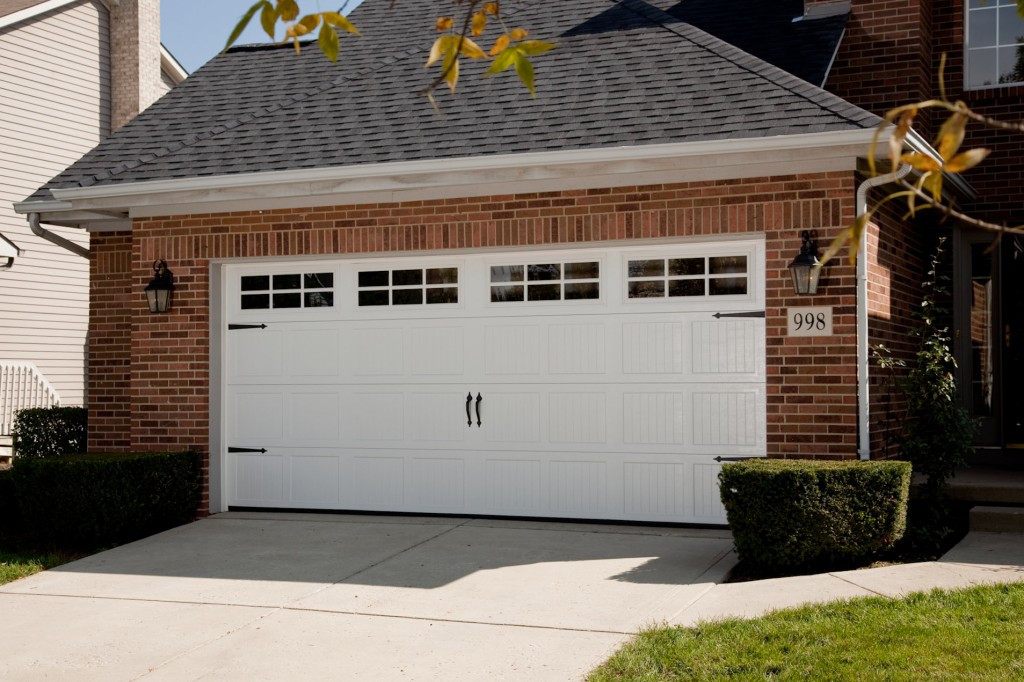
[{"x1": 0, "y1": 512, "x2": 735, "y2": 681}]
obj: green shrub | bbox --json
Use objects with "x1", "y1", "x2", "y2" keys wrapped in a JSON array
[
  {"x1": 0, "y1": 468, "x2": 21, "y2": 535},
  {"x1": 720, "y1": 459, "x2": 911, "y2": 571},
  {"x1": 12, "y1": 406, "x2": 87, "y2": 459},
  {"x1": 12, "y1": 451, "x2": 202, "y2": 548}
]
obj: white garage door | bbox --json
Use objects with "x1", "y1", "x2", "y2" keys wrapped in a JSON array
[{"x1": 221, "y1": 239, "x2": 766, "y2": 523}]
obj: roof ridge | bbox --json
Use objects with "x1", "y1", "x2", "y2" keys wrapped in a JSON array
[
  {"x1": 611, "y1": 0, "x2": 874, "y2": 128},
  {"x1": 79, "y1": 42, "x2": 427, "y2": 188}
]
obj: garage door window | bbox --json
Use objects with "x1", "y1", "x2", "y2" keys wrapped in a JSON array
[
  {"x1": 490, "y1": 261, "x2": 600, "y2": 302},
  {"x1": 240, "y1": 272, "x2": 334, "y2": 309},
  {"x1": 358, "y1": 267, "x2": 459, "y2": 306},
  {"x1": 627, "y1": 255, "x2": 747, "y2": 299}
]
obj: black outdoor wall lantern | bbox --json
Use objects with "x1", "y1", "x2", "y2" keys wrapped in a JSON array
[
  {"x1": 788, "y1": 230, "x2": 822, "y2": 296},
  {"x1": 145, "y1": 259, "x2": 174, "y2": 313}
]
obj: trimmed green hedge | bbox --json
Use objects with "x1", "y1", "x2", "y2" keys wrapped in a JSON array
[
  {"x1": 12, "y1": 451, "x2": 202, "y2": 548},
  {"x1": 12, "y1": 406, "x2": 87, "y2": 459},
  {"x1": 0, "y1": 468, "x2": 21, "y2": 535},
  {"x1": 720, "y1": 459, "x2": 911, "y2": 571}
]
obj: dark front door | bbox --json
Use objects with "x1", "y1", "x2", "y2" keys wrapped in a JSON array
[
  {"x1": 955, "y1": 231, "x2": 1024, "y2": 451},
  {"x1": 1003, "y1": 235, "x2": 1024, "y2": 448}
]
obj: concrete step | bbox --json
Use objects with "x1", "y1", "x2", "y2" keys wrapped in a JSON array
[{"x1": 970, "y1": 505, "x2": 1024, "y2": 533}]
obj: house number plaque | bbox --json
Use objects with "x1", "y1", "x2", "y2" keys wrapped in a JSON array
[{"x1": 787, "y1": 306, "x2": 833, "y2": 337}]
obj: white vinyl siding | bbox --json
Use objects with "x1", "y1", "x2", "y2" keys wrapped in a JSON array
[{"x1": 0, "y1": 0, "x2": 110, "y2": 406}]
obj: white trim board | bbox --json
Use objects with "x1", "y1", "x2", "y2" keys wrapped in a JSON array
[{"x1": 18, "y1": 129, "x2": 886, "y2": 225}]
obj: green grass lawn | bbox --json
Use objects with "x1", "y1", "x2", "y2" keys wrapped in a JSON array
[
  {"x1": 0, "y1": 547, "x2": 82, "y2": 585},
  {"x1": 590, "y1": 582, "x2": 1024, "y2": 681}
]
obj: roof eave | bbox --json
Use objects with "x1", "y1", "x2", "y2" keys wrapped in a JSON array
[{"x1": 20, "y1": 128, "x2": 885, "y2": 227}]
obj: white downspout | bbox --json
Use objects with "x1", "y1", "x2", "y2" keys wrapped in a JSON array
[
  {"x1": 855, "y1": 164, "x2": 912, "y2": 460},
  {"x1": 27, "y1": 213, "x2": 89, "y2": 259}
]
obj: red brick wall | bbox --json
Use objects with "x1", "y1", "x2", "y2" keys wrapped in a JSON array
[
  {"x1": 931, "y1": 0, "x2": 1024, "y2": 222},
  {"x1": 89, "y1": 232, "x2": 133, "y2": 452},
  {"x1": 822, "y1": 0, "x2": 934, "y2": 122},
  {"x1": 90, "y1": 171, "x2": 862, "y2": 508},
  {"x1": 865, "y1": 190, "x2": 931, "y2": 458}
]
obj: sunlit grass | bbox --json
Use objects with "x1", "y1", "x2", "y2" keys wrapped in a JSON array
[{"x1": 590, "y1": 582, "x2": 1024, "y2": 681}]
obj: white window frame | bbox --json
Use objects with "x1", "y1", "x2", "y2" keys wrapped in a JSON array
[{"x1": 964, "y1": 0, "x2": 1024, "y2": 90}]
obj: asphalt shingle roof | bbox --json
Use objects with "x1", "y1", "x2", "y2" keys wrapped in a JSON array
[{"x1": 24, "y1": 0, "x2": 878, "y2": 204}]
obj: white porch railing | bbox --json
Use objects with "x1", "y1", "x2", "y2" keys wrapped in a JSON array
[{"x1": 0, "y1": 362, "x2": 61, "y2": 437}]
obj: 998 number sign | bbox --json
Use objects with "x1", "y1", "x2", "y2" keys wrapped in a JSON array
[{"x1": 786, "y1": 306, "x2": 833, "y2": 337}]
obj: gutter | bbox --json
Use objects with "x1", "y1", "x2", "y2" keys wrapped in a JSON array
[
  {"x1": 855, "y1": 163, "x2": 912, "y2": 461},
  {"x1": 47, "y1": 129, "x2": 880, "y2": 203},
  {"x1": 28, "y1": 213, "x2": 89, "y2": 259}
]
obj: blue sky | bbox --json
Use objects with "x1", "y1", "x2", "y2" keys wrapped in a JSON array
[{"x1": 161, "y1": 1, "x2": 363, "y2": 74}]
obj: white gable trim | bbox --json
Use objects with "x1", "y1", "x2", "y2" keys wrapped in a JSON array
[
  {"x1": 161, "y1": 45, "x2": 188, "y2": 82},
  {"x1": 0, "y1": 0, "x2": 78, "y2": 30}
]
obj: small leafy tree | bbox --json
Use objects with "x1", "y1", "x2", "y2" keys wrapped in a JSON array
[{"x1": 875, "y1": 239, "x2": 974, "y2": 550}]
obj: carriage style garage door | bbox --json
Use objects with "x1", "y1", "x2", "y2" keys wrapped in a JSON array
[{"x1": 221, "y1": 239, "x2": 766, "y2": 524}]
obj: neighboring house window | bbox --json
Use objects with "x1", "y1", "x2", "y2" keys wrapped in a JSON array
[{"x1": 966, "y1": 0, "x2": 1024, "y2": 89}]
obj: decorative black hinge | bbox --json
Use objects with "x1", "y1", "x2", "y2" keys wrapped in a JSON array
[
  {"x1": 228, "y1": 446, "x2": 267, "y2": 453},
  {"x1": 713, "y1": 455, "x2": 756, "y2": 462},
  {"x1": 228, "y1": 323, "x2": 268, "y2": 330},
  {"x1": 712, "y1": 311, "x2": 765, "y2": 319}
]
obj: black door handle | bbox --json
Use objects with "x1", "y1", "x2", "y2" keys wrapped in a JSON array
[
  {"x1": 466, "y1": 392, "x2": 473, "y2": 426},
  {"x1": 475, "y1": 393, "x2": 482, "y2": 427}
]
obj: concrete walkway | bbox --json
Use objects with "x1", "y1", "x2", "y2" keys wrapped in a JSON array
[{"x1": 0, "y1": 513, "x2": 1021, "y2": 681}]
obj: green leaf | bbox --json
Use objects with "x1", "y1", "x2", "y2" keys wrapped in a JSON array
[
  {"x1": 225, "y1": 1, "x2": 269, "y2": 51},
  {"x1": 513, "y1": 51, "x2": 536, "y2": 96},
  {"x1": 260, "y1": 1, "x2": 278, "y2": 39},
  {"x1": 486, "y1": 47, "x2": 517, "y2": 75},
  {"x1": 1018, "y1": 0, "x2": 1024, "y2": 19},
  {"x1": 322, "y1": 11, "x2": 360, "y2": 36},
  {"x1": 318, "y1": 23, "x2": 339, "y2": 62},
  {"x1": 517, "y1": 40, "x2": 555, "y2": 56}
]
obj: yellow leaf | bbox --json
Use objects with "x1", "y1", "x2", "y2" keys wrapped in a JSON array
[
  {"x1": 426, "y1": 35, "x2": 451, "y2": 67},
  {"x1": 935, "y1": 112, "x2": 967, "y2": 161},
  {"x1": 471, "y1": 12, "x2": 487, "y2": 36},
  {"x1": 276, "y1": 0, "x2": 299, "y2": 21},
  {"x1": 322, "y1": 11, "x2": 359, "y2": 36},
  {"x1": 923, "y1": 172, "x2": 943, "y2": 202},
  {"x1": 436, "y1": 16, "x2": 453, "y2": 31},
  {"x1": 509, "y1": 27, "x2": 528, "y2": 41},
  {"x1": 444, "y1": 55, "x2": 460, "y2": 93},
  {"x1": 226, "y1": 1, "x2": 269, "y2": 51},
  {"x1": 489, "y1": 34, "x2": 510, "y2": 56},
  {"x1": 260, "y1": 1, "x2": 278, "y2": 39},
  {"x1": 888, "y1": 108, "x2": 916, "y2": 172},
  {"x1": 483, "y1": 2, "x2": 499, "y2": 15},
  {"x1": 821, "y1": 214, "x2": 868, "y2": 268},
  {"x1": 900, "y1": 151, "x2": 942, "y2": 172},
  {"x1": 318, "y1": 22, "x2": 339, "y2": 62},
  {"x1": 285, "y1": 14, "x2": 320, "y2": 38},
  {"x1": 459, "y1": 37, "x2": 486, "y2": 59},
  {"x1": 517, "y1": 40, "x2": 555, "y2": 56},
  {"x1": 945, "y1": 147, "x2": 991, "y2": 172}
]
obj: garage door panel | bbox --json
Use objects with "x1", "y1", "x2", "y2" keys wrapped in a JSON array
[
  {"x1": 290, "y1": 455, "x2": 341, "y2": 506},
  {"x1": 223, "y1": 240, "x2": 766, "y2": 523},
  {"x1": 484, "y1": 324, "x2": 541, "y2": 376},
  {"x1": 349, "y1": 327, "x2": 405, "y2": 377},
  {"x1": 232, "y1": 453, "x2": 285, "y2": 506}
]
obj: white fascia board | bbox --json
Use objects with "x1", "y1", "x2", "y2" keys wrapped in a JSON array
[
  {"x1": 48, "y1": 129, "x2": 883, "y2": 218},
  {"x1": 0, "y1": 231, "x2": 21, "y2": 257},
  {"x1": 160, "y1": 45, "x2": 189, "y2": 83},
  {"x1": 0, "y1": 0, "x2": 78, "y2": 30}
]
